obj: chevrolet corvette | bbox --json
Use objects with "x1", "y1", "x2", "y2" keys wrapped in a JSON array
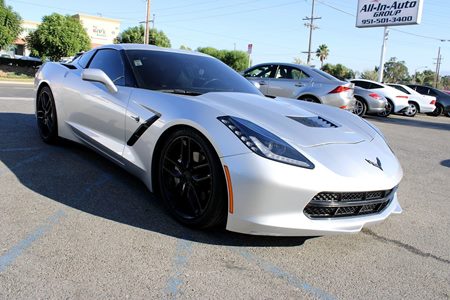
[{"x1": 34, "y1": 44, "x2": 403, "y2": 236}]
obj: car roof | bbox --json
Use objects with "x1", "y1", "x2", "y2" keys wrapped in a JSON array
[{"x1": 96, "y1": 43, "x2": 210, "y2": 57}]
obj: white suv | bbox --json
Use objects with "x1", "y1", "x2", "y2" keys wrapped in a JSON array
[{"x1": 351, "y1": 79, "x2": 409, "y2": 117}]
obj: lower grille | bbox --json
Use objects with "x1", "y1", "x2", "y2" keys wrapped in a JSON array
[{"x1": 304, "y1": 188, "x2": 396, "y2": 218}]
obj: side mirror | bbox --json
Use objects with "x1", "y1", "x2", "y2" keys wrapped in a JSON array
[{"x1": 81, "y1": 69, "x2": 118, "y2": 93}]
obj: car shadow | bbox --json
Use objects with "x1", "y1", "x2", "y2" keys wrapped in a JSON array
[
  {"x1": 0, "y1": 112, "x2": 312, "y2": 247},
  {"x1": 364, "y1": 114, "x2": 450, "y2": 132}
]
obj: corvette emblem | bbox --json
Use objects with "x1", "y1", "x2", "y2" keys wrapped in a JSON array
[{"x1": 366, "y1": 157, "x2": 383, "y2": 171}]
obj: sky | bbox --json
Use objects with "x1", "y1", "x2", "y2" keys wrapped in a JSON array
[{"x1": 5, "y1": 0, "x2": 450, "y2": 75}]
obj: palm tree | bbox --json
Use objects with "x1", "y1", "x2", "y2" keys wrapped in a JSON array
[{"x1": 316, "y1": 44, "x2": 329, "y2": 68}]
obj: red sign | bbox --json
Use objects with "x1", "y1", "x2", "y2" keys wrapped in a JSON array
[{"x1": 247, "y1": 43, "x2": 253, "y2": 54}]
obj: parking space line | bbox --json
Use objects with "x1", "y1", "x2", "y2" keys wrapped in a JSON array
[
  {"x1": 231, "y1": 247, "x2": 335, "y2": 300},
  {"x1": 164, "y1": 240, "x2": 193, "y2": 299},
  {"x1": 0, "y1": 210, "x2": 66, "y2": 272},
  {"x1": 0, "y1": 151, "x2": 52, "y2": 177}
]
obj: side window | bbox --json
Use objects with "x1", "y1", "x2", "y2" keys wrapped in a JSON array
[
  {"x1": 77, "y1": 50, "x2": 96, "y2": 69},
  {"x1": 414, "y1": 86, "x2": 427, "y2": 94},
  {"x1": 428, "y1": 89, "x2": 437, "y2": 96},
  {"x1": 352, "y1": 81, "x2": 370, "y2": 89},
  {"x1": 275, "y1": 66, "x2": 309, "y2": 80},
  {"x1": 369, "y1": 82, "x2": 383, "y2": 89},
  {"x1": 244, "y1": 65, "x2": 275, "y2": 78},
  {"x1": 292, "y1": 68, "x2": 309, "y2": 80},
  {"x1": 88, "y1": 49, "x2": 125, "y2": 86}
]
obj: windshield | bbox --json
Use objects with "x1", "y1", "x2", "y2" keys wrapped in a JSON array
[
  {"x1": 125, "y1": 50, "x2": 261, "y2": 96},
  {"x1": 310, "y1": 68, "x2": 340, "y2": 81}
]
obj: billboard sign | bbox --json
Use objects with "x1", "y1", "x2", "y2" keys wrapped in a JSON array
[{"x1": 356, "y1": 0, "x2": 424, "y2": 28}]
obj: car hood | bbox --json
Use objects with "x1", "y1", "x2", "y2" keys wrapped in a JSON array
[{"x1": 195, "y1": 92, "x2": 375, "y2": 148}]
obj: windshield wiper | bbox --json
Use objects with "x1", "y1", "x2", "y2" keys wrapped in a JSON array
[{"x1": 157, "y1": 89, "x2": 203, "y2": 96}]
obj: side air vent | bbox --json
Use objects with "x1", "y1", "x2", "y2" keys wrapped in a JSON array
[{"x1": 288, "y1": 116, "x2": 339, "y2": 128}]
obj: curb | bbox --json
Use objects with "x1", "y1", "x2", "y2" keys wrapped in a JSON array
[{"x1": 0, "y1": 80, "x2": 34, "y2": 85}]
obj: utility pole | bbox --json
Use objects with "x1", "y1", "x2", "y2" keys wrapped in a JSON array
[
  {"x1": 302, "y1": 0, "x2": 321, "y2": 65},
  {"x1": 377, "y1": 26, "x2": 389, "y2": 83},
  {"x1": 144, "y1": 0, "x2": 151, "y2": 44},
  {"x1": 433, "y1": 46, "x2": 442, "y2": 88}
]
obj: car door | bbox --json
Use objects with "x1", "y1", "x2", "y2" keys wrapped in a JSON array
[
  {"x1": 62, "y1": 48, "x2": 132, "y2": 161},
  {"x1": 243, "y1": 64, "x2": 276, "y2": 95},
  {"x1": 267, "y1": 65, "x2": 310, "y2": 98}
]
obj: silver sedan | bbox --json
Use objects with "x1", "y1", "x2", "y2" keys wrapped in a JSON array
[
  {"x1": 353, "y1": 86, "x2": 387, "y2": 117},
  {"x1": 242, "y1": 63, "x2": 355, "y2": 110}
]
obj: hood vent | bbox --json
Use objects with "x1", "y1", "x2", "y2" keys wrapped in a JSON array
[{"x1": 288, "y1": 116, "x2": 339, "y2": 128}]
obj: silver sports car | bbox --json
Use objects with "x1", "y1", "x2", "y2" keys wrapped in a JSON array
[{"x1": 35, "y1": 44, "x2": 403, "y2": 236}]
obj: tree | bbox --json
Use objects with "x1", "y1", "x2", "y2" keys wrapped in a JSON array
[
  {"x1": 360, "y1": 69, "x2": 378, "y2": 81},
  {"x1": 321, "y1": 63, "x2": 355, "y2": 80},
  {"x1": 180, "y1": 45, "x2": 191, "y2": 51},
  {"x1": 292, "y1": 57, "x2": 303, "y2": 65},
  {"x1": 383, "y1": 57, "x2": 409, "y2": 83},
  {"x1": 316, "y1": 44, "x2": 329, "y2": 68},
  {"x1": 27, "y1": 14, "x2": 90, "y2": 61},
  {"x1": 0, "y1": 0, "x2": 22, "y2": 49},
  {"x1": 197, "y1": 47, "x2": 249, "y2": 71},
  {"x1": 117, "y1": 25, "x2": 171, "y2": 48}
]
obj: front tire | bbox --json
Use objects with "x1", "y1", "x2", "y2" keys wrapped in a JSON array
[
  {"x1": 158, "y1": 128, "x2": 227, "y2": 229},
  {"x1": 36, "y1": 86, "x2": 58, "y2": 144},
  {"x1": 403, "y1": 102, "x2": 418, "y2": 117}
]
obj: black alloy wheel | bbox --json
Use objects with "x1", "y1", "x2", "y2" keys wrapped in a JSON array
[
  {"x1": 427, "y1": 104, "x2": 443, "y2": 117},
  {"x1": 36, "y1": 86, "x2": 58, "y2": 143},
  {"x1": 158, "y1": 129, "x2": 227, "y2": 228}
]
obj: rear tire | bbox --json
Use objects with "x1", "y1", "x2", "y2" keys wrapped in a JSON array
[
  {"x1": 403, "y1": 102, "x2": 418, "y2": 117},
  {"x1": 157, "y1": 128, "x2": 227, "y2": 229},
  {"x1": 353, "y1": 97, "x2": 367, "y2": 117},
  {"x1": 427, "y1": 104, "x2": 443, "y2": 117},
  {"x1": 36, "y1": 86, "x2": 59, "y2": 144},
  {"x1": 378, "y1": 100, "x2": 393, "y2": 117}
]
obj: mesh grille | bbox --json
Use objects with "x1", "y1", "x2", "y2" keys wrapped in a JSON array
[{"x1": 304, "y1": 188, "x2": 395, "y2": 218}]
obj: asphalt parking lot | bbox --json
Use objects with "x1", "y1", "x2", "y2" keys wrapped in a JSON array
[{"x1": 0, "y1": 82, "x2": 449, "y2": 299}]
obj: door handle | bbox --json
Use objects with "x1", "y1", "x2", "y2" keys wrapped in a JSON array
[
  {"x1": 129, "y1": 114, "x2": 140, "y2": 122},
  {"x1": 295, "y1": 83, "x2": 304, "y2": 87},
  {"x1": 259, "y1": 81, "x2": 267, "y2": 85}
]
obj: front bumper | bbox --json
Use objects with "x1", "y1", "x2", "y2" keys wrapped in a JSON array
[{"x1": 222, "y1": 145, "x2": 402, "y2": 236}]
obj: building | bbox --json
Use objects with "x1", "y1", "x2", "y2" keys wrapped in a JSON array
[
  {"x1": 13, "y1": 20, "x2": 40, "y2": 56},
  {"x1": 10, "y1": 14, "x2": 121, "y2": 56},
  {"x1": 72, "y1": 14, "x2": 121, "y2": 48}
]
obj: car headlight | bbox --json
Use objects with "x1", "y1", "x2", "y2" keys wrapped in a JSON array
[{"x1": 218, "y1": 116, "x2": 314, "y2": 169}]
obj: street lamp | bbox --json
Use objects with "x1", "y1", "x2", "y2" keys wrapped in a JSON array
[{"x1": 414, "y1": 66, "x2": 427, "y2": 84}]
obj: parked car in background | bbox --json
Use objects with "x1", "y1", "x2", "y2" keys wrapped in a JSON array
[
  {"x1": 407, "y1": 84, "x2": 450, "y2": 117},
  {"x1": 352, "y1": 86, "x2": 387, "y2": 117},
  {"x1": 350, "y1": 79, "x2": 409, "y2": 117},
  {"x1": 242, "y1": 63, "x2": 355, "y2": 110},
  {"x1": 387, "y1": 84, "x2": 436, "y2": 117}
]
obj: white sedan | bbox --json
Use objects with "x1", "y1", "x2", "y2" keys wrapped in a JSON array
[
  {"x1": 34, "y1": 44, "x2": 403, "y2": 236},
  {"x1": 388, "y1": 83, "x2": 436, "y2": 117}
]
